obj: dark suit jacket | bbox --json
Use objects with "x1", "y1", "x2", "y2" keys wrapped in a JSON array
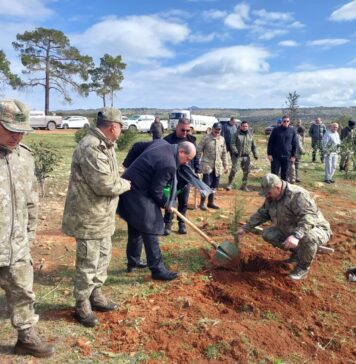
[
  {"x1": 267, "y1": 126, "x2": 297, "y2": 158},
  {"x1": 118, "y1": 139, "x2": 178, "y2": 235}
]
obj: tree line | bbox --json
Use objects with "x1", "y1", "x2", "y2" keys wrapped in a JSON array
[{"x1": 1, "y1": 27, "x2": 125, "y2": 114}]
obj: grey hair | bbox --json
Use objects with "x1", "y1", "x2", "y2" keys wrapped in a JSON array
[
  {"x1": 177, "y1": 117, "x2": 190, "y2": 125},
  {"x1": 178, "y1": 141, "x2": 196, "y2": 155}
]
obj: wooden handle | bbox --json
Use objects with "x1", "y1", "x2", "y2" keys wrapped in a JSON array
[{"x1": 171, "y1": 207, "x2": 218, "y2": 248}]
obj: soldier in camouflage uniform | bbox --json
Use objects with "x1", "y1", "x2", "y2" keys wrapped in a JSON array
[
  {"x1": 230, "y1": 121, "x2": 258, "y2": 191},
  {"x1": 0, "y1": 99, "x2": 54, "y2": 357},
  {"x1": 237, "y1": 173, "x2": 331, "y2": 280},
  {"x1": 62, "y1": 108, "x2": 131, "y2": 327},
  {"x1": 197, "y1": 122, "x2": 228, "y2": 210}
]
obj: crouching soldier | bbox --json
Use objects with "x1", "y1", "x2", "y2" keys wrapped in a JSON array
[
  {"x1": 237, "y1": 174, "x2": 331, "y2": 280},
  {"x1": 0, "y1": 99, "x2": 54, "y2": 357}
]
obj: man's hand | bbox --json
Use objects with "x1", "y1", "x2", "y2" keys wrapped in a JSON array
[
  {"x1": 290, "y1": 156, "x2": 296, "y2": 162},
  {"x1": 237, "y1": 228, "x2": 246, "y2": 241},
  {"x1": 283, "y1": 235, "x2": 299, "y2": 249},
  {"x1": 268, "y1": 155, "x2": 273, "y2": 162},
  {"x1": 197, "y1": 173, "x2": 203, "y2": 180},
  {"x1": 165, "y1": 206, "x2": 174, "y2": 213}
]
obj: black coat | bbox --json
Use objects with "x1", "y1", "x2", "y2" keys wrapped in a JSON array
[
  {"x1": 118, "y1": 139, "x2": 178, "y2": 235},
  {"x1": 267, "y1": 126, "x2": 297, "y2": 158}
]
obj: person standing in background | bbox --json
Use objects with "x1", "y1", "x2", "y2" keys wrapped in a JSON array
[
  {"x1": 323, "y1": 123, "x2": 340, "y2": 184},
  {"x1": 309, "y1": 117, "x2": 326, "y2": 163},
  {"x1": 149, "y1": 116, "x2": 164, "y2": 140}
]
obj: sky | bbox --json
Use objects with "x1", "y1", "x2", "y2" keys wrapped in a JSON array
[{"x1": 0, "y1": 0, "x2": 356, "y2": 111}]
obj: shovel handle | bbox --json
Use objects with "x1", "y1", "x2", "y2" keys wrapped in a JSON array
[{"x1": 171, "y1": 207, "x2": 218, "y2": 249}]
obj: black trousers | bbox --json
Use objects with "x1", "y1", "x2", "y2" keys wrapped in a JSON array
[
  {"x1": 271, "y1": 156, "x2": 290, "y2": 181},
  {"x1": 164, "y1": 185, "x2": 190, "y2": 223},
  {"x1": 126, "y1": 224, "x2": 165, "y2": 274},
  {"x1": 203, "y1": 170, "x2": 220, "y2": 189}
]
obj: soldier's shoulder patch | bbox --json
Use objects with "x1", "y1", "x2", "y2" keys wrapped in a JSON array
[{"x1": 19, "y1": 143, "x2": 33, "y2": 153}]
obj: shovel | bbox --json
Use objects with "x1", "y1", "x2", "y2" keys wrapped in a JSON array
[{"x1": 171, "y1": 207, "x2": 240, "y2": 268}]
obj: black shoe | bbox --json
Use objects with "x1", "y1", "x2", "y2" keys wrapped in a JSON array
[
  {"x1": 91, "y1": 301, "x2": 118, "y2": 312},
  {"x1": 296, "y1": 179, "x2": 301, "y2": 183},
  {"x1": 126, "y1": 261, "x2": 148, "y2": 273},
  {"x1": 324, "y1": 180, "x2": 331, "y2": 184},
  {"x1": 330, "y1": 180, "x2": 335, "y2": 183},
  {"x1": 289, "y1": 265, "x2": 309, "y2": 280},
  {"x1": 207, "y1": 203, "x2": 220, "y2": 209},
  {"x1": 164, "y1": 222, "x2": 172, "y2": 236},
  {"x1": 199, "y1": 204, "x2": 208, "y2": 211},
  {"x1": 152, "y1": 271, "x2": 178, "y2": 281},
  {"x1": 178, "y1": 222, "x2": 187, "y2": 234},
  {"x1": 73, "y1": 311, "x2": 99, "y2": 327}
]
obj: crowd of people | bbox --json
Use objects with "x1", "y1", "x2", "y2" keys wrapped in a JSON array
[{"x1": 0, "y1": 97, "x2": 354, "y2": 358}]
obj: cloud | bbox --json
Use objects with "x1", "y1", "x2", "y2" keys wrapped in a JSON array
[
  {"x1": 202, "y1": 9, "x2": 227, "y2": 21},
  {"x1": 173, "y1": 45, "x2": 271, "y2": 76},
  {"x1": 71, "y1": 15, "x2": 190, "y2": 63},
  {"x1": 279, "y1": 40, "x2": 299, "y2": 47},
  {"x1": 253, "y1": 9, "x2": 294, "y2": 23},
  {"x1": 330, "y1": 0, "x2": 356, "y2": 21},
  {"x1": 188, "y1": 32, "x2": 218, "y2": 43},
  {"x1": 0, "y1": 0, "x2": 53, "y2": 18},
  {"x1": 307, "y1": 38, "x2": 350, "y2": 48},
  {"x1": 224, "y1": 3, "x2": 250, "y2": 29}
]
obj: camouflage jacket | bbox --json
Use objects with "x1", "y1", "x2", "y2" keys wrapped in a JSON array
[
  {"x1": 0, "y1": 144, "x2": 38, "y2": 267},
  {"x1": 197, "y1": 134, "x2": 227, "y2": 176},
  {"x1": 243, "y1": 182, "x2": 331, "y2": 240},
  {"x1": 62, "y1": 127, "x2": 130, "y2": 239},
  {"x1": 230, "y1": 131, "x2": 258, "y2": 158}
]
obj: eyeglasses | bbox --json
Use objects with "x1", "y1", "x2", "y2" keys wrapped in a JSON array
[
  {"x1": 282, "y1": 120, "x2": 290, "y2": 123},
  {"x1": 181, "y1": 129, "x2": 190, "y2": 132}
]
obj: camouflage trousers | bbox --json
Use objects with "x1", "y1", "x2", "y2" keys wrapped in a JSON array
[
  {"x1": 311, "y1": 139, "x2": 324, "y2": 162},
  {"x1": 74, "y1": 237, "x2": 112, "y2": 302},
  {"x1": 0, "y1": 257, "x2": 39, "y2": 330},
  {"x1": 229, "y1": 155, "x2": 251, "y2": 183},
  {"x1": 262, "y1": 226, "x2": 330, "y2": 266}
]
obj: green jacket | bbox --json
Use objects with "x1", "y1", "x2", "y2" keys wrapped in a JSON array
[
  {"x1": 197, "y1": 134, "x2": 227, "y2": 176},
  {"x1": 230, "y1": 131, "x2": 258, "y2": 158},
  {"x1": 243, "y1": 182, "x2": 331, "y2": 240},
  {"x1": 0, "y1": 144, "x2": 38, "y2": 267},
  {"x1": 62, "y1": 127, "x2": 130, "y2": 239}
]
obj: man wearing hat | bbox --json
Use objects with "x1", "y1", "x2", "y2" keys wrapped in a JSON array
[
  {"x1": 0, "y1": 99, "x2": 54, "y2": 357},
  {"x1": 237, "y1": 173, "x2": 331, "y2": 280},
  {"x1": 62, "y1": 107, "x2": 131, "y2": 327},
  {"x1": 197, "y1": 122, "x2": 228, "y2": 210}
]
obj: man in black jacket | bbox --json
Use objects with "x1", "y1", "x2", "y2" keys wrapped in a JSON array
[
  {"x1": 267, "y1": 115, "x2": 297, "y2": 181},
  {"x1": 118, "y1": 140, "x2": 196, "y2": 281},
  {"x1": 163, "y1": 118, "x2": 201, "y2": 235}
]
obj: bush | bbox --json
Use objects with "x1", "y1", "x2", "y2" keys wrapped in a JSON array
[
  {"x1": 116, "y1": 129, "x2": 138, "y2": 151},
  {"x1": 30, "y1": 141, "x2": 61, "y2": 196},
  {"x1": 74, "y1": 128, "x2": 89, "y2": 143}
]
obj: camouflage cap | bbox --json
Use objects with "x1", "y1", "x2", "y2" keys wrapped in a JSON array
[
  {"x1": 97, "y1": 107, "x2": 123, "y2": 126},
  {"x1": 0, "y1": 99, "x2": 33, "y2": 133},
  {"x1": 259, "y1": 173, "x2": 282, "y2": 197}
]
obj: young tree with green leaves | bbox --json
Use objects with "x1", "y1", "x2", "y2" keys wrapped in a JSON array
[
  {"x1": 85, "y1": 54, "x2": 126, "y2": 107},
  {"x1": 12, "y1": 28, "x2": 93, "y2": 114},
  {"x1": 0, "y1": 50, "x2": 22, "y2": 89},
  {"x1": 283, "y1": 91, "x2": 300, "y2": 124}
]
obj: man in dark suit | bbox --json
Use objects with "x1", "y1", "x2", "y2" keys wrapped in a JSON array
[
  {"x1": 267, "y1": 115, "x2": 297, "y2": 181},
  {"x1": 163, "y1": 117, "x2": 201, "y2": 235},
  {"x1": 118, "y1": 140, "x2": 196, "y2": 281}
]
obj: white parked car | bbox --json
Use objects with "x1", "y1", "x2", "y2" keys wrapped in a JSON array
[
  {"x1": 61, "y1": 116, "x2": 90, "y2": 129},
  {"x1": 29, "y1": 110, "x2": 63, "y2": 130},
  {"x1": 123, "y1": 115, "x2": 155, "y2": 132}
]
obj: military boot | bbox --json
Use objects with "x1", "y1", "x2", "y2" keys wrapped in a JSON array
[
  {"x1": 239, "y1": 182, "x2": 250, "y2": 192},
  {"x1": 164, "y1": 222, "x2": 172, "y2": 236},
  {"x1": 199, "y1": 196, "x2": 207, "y2": 211},
  {"x1": 74, "y1": 299, "x2": 99, "y2": 327},
  {"x1": 90, "y1": 288, "x2": 118, "y2": 312},
  {"x1": 226, "y1": 175, "x2": 234, "y2": 191},
  {"x1": 14, "y1": 327, "x2": 54, "y2": 358},
  {"x1": 207, "y1": 194, "x2": 220, "y2": 209},
  {"x1": 178, "y1": 221, "x2": 187, "y2": 234}
]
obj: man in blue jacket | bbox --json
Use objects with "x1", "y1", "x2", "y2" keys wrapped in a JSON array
[
  {"x1": 118, "y1": 140, "x2": 196, "y2": 281},
  {"x1": 267, "y1": 115, "x2": 297, "y2": 181}
]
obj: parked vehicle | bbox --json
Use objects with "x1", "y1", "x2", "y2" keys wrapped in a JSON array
[
  {"x1": 123, "y1": 115, "x2": 168, "y2": 133},
  {"x1": 61, "y1": 116, "x2": 90, "y2": 129},
  {"x1": 29, "y1": 110, "x2": 62, "y2": 130},
  {"x1": 169, "y1": 110, "x2": 218, "y2": 133}
]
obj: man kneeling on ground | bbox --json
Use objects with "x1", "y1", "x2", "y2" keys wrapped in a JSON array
[{"x1": 237, "y1": 173, "x2": 331, "y2": 280}]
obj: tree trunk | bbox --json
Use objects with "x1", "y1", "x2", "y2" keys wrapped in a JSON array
[{"x1": 45, "y1": 43, "x2": 50, "y2": 115}]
